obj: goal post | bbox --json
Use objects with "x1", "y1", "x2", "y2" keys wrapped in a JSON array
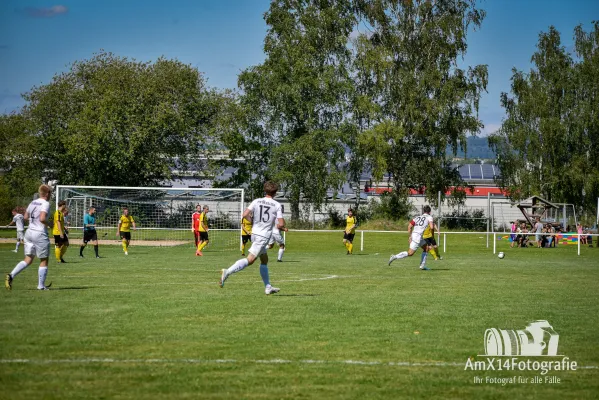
[{"x1": 56, "y1": 185, "x2": 244, "y2": 250}]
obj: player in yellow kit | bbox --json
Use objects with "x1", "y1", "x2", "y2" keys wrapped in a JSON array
[
  {"x1": 53, "y1": 201, "x2": 68, "y2": 263},
  {"x1": 241, "y1": 216, "x2": 252, "y2": 256},
  {"x1": 343, "y1": 208, "x2": 357, "y2": 255},
  {"x1": 196, "y1": 205, "x2": 209, "y2": 256},
  {"x1": 423, "y1": 222, "x2": 442, "y2": 260},
  {"x1": 116, "y1": 207, "x2": 136, "y2": 255}
]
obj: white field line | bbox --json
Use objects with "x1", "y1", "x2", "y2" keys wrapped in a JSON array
[
  {"x1": 49, "y1": 274, "x2": 345, "y2": 286},
  {"x1": 0, "y1": 358, "x2": 596, "y2": 369}
]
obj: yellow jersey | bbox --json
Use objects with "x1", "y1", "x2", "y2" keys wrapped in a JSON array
[
  {"x1": 345, "y1": 216, "x2": 357, "y2": 234},
  {"x1": 423, "y1": 224, "x2": 434, "y2": 239},
  {"x1": 52, "y1": 210, "x2": 64, "y2": 236},
  {"x1": 198, "y1": 212, "x2": 208, "y2": 232},
  {"x1": 119, "y1": 215, "x2": 135, "y2": 232},
  {"x1": 241, "y1": 217, "x2": 252, "y2": 235}
]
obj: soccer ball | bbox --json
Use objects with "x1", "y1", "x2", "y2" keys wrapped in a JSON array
[{"x1": 498, "y1": 252, "x2": 505, "y2": 259}]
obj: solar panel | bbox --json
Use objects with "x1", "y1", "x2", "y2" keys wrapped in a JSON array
[
  {"x1": 470, "y1": 164, "x2": 483, "y2": 179},
  {"x1": 481, "y1": 164, "x2": 495, "y2": 179}
]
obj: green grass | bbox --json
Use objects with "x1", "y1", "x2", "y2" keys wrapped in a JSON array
[{"x1": 0, "y1": 232, "x2": 598, "y2": 399}]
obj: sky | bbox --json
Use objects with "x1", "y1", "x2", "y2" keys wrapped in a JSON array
[{"x1": 1, "y1": 0, "x2": 598, "y2": 136}]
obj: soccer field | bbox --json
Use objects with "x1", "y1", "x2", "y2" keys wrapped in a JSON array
[{"x1": 1, "y1": 232, "x2": 598, "y2": 399}]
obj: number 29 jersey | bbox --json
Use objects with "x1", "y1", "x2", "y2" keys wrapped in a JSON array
[{"x1": 247, "y1": 197, "x2": 283, "y2": 239}]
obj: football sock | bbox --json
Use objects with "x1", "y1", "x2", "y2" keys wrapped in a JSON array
[
  {"x1": 259, "y1": 264, "x2": 270, "y2": 286},
  {"x1": 226, "y1": 258, "x2": 249, "y2": 276},
  {"x1": 122, "y1": 239, "x2": 128, "y2": 253},
  {"x1": 10, "y1": 261, "x2": 29, "y2": 278},
  {"x1": 344, "y1": 241, "x2": 350, "y2": 251},
  {"x1": 348, "y1": 243, "x2": 353, "y2": 254},
  {"x1": 430, "y1": 247, "x2": 439, "y2": 260},
  {"x1": 38, "y1": 266, "x2": 48, "y2": 288},
  {"x1": 80, "y1": 245, "x2": 85, "y2": 256},
  {"x1": 60, "y1": 245, "x2": 68, "y2": 258},
  {"x1": 15, "y1": 241, "x2": 20, "y2": 251},
  {"x1": 94, "y1": 245, "x2": 99, "y2": 257},
  {"x1": 420, "y1": 251, "x2": 428, "y2": 265},
  {"x1": 198, "y1": 241, "x2": 208, "y2": 252},
  {"x1": 278, "y1": 248, "x2": 284, "y2": 261},
  {"x1": 55, "y1": 246, "x2": 62, "y2": 262},
  {"x1": 395, "y1": 251, "x2": 408, "y2": 259}
]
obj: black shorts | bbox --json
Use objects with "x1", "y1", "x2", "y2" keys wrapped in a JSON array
[
  {"x1": 242, "y1": 235, "x2": 251, "y2": 244},
  {"x1": 199, "y1": 231, "x2": 209, "y2": 241},
  {"x1": 83, "y1": 230, "x2": 98, "y2": 243},
  {"x1": 119, "y1": 231, "x2": 131, "y2": 241},
  {"x1": 343, "y1": 232, "x2": 355, "y2": 242},
  {"x1": 424, "y1": 237, "x2": 437, "y2": 246},
  {"x1": 54, "y1": 235, "x2": 66, "y2": 246}
]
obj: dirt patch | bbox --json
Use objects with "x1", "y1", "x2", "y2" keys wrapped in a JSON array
[{"x1": 0, "y1": 238, "x2": 190, "y2": 247}]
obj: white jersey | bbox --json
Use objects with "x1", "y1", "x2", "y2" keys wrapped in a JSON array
[
  {"x1": 13, "y1": 213, "x2": 25, "y2": 231},
  {"x1": 247, "y1": 197, "x2": 283, "y2": 239},
  {"x1": 25, "y1": 198, "x2": 50, "y2": 233},
  {"x1": 410, "y1": 213, "x2": 433, "y2": 241}
]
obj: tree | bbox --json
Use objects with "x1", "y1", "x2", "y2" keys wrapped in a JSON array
[
  {"x1": 0, "y1": 114, "x2": 43, "y2": 219},
  {"x1": 489, "y1": 23, "x2": 599, "y2": 215},
  {"x1": 237, "y1": 0, "x2": 357, "y2": 219},
  {"x1": 22, "y1": 52, "x2": 222, "y2": 186},
  {"x1": 351, "y1": 0, "x2": 487, "y2": 211}
]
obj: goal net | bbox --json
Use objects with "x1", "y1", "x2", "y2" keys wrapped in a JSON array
[{"x1": 55, "y1": 186, "x2": 244, "y2": 250}]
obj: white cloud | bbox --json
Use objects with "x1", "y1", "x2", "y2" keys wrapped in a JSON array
[{"x1": 25, "y1": 5, "x2": 68, "y2": 18}]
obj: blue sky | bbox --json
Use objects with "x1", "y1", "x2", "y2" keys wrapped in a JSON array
[{"x1": 1, "y1": 0, "x2": 597, "y2": 135}]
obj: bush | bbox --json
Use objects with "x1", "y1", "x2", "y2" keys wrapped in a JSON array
[{"x1": 441, "y1": 208, "x2": 487, "y2": 231}]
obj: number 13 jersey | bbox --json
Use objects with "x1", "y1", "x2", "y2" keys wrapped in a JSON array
[{"x1": 247, "y1": 197, "x2": 284, "y2": 239}]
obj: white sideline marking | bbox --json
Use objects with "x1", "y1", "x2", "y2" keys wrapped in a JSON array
[{"x1": 1, "y1": 358, "x2": 595, "y2": 369}]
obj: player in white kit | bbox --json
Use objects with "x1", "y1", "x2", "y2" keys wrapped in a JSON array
[
  {"x1": 268, "y1": 223, "x2": 288, "y2": 262},
  {"x1": 7, "y1": 207, "x2": 25, "y2": 253},
  {"x1": 5, "y1": 185, "x2": 53, "y2": 290},
  {"x1": 219, "y1": 181, "x2": 286, "y2": 295},
  {"x1": 388, "y1": 205, "x2": 434, "y2": 270}
]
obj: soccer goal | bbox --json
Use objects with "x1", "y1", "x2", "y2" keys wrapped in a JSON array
[{"x1": 55, "y1": 186, "x2": 244, "y2": 250}]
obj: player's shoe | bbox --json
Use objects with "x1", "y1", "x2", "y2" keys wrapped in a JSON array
[
  {"x1": 79, "y1": 254, "x2": 84, "y2": 258},
  {"x1": 241, "y1": 253, "x2": 245, "y2": 256},
  {"x1": 388, "y1": 255, "x2": 397, "y2": 266},
  {"x1": 96, "y1": 256, "x2": 101, "y2": 259},
  {"x1": 5, "y1": 274, "x2": 13, "y2": 290},
  {"x1": 12, "y1": 249, "x2": 18, "y2": 253},
  {"x1": 265, "y1": 285, "x2": 280, "y2": 295},
  {"x1": 124, "y1": 251, "x2": 128, "y2": 255},
  {"x1": 219, "y1": 269, "x2": 227, "y2": 288},
  {"x1": 37, "y1": 282, "x2": 52, "y2": 290},
  {"x1": 419, "y1": 265, "x2": 430, "y2": 271},
  {"x1": 60, "y1": 258, "x2": 66, "y2": 263},
  {"x1": 277, "y1": 259, "x2": 282, "y2": 262}
]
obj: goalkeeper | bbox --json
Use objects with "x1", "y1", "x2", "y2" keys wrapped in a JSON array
[{"x1": 343, "y1": 208, "x2": 357, "y2": 255}]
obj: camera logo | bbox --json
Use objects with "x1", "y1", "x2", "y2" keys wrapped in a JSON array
[{"x1": 484, "y1": 320, "x2": 559, "y2": 356}]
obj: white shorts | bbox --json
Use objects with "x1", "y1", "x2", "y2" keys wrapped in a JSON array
[
  {"x1": 409, "y1": 235, "x2": 427, "y2": 251},
  {"x1": 248, "y1": 234, "x2": 270, "y2": 257},
  {"x1": 16, "y1": 231, "x2": 24, "y2": 241},
  {"x1": 24, "y1": 229, "x2": 50, "y2": 259},
  {"x1": 268, "y1": 232, "x2": 284, "y2": 246}
]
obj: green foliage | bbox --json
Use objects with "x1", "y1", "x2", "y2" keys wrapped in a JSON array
[
  {"x1": 237, "y1": 0, "x2": 356, "y2": 218},
  {"x1": 0, "y1": 114, "x2": 42, "y2": 220},
  {"x1": 351, "y1": 0, "x2": 488, "y2": 208},
  {"x1": 441, "y1": 208, "x2": 487, "y2": 231},
  {"x1": 21, "y1": 51, "x2": 223, "y2": 186},
  {"x1": 490, "y1": 23, "x2": 599, "y2": 217}
]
